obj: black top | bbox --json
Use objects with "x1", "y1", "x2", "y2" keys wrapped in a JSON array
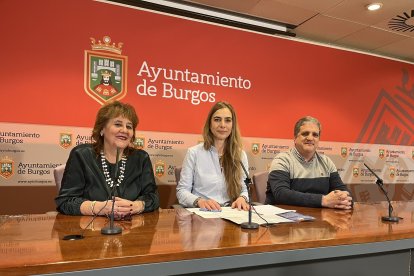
[{"x1": 55, "y1": 144, "x2": 160, "y2": 215}]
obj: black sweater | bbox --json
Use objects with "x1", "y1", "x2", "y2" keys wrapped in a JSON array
[{"x1": 55, "y1": 144, "x2": 159, "y2": 215}]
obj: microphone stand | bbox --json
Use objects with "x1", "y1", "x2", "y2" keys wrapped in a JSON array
[
  {"x1": 102, "y1": 148, "x2": 123, "y2": 235},
  {"x1": 240, "y1": 162, "x2": 259, "y2": 229},
  {"x1": 363, "y1": 163, "x2": 400, "y2": 222}
]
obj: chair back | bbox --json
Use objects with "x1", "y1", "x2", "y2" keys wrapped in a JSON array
[
  {"x1": 170, "y1": 166, "x2": 183, "y2": 209},
  {"x1": 155, "y1": 166, "x2": 181, "y2": 209},
  {"x1": 53, "y1": 164, "x2": 66, "y2": 193},
  {"x1": 252, "y1": 171, "x2": 269, "y2": 204}
]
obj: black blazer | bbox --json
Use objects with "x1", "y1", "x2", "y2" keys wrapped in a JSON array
[{"x1": 55, "y1": 144, "x2": 159, "y2": 215}]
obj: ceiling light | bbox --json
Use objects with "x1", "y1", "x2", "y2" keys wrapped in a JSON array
[
  {"x1": 366, "y1": 3, "x2": 383, "y2": 11},
  {"x1": 138, "y1": 0, "x2": 292, "y2": 35}
]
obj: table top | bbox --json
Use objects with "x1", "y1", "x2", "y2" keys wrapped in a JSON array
[{"x1": 1, "y1": 201, "x2": 414, "y2": 275}]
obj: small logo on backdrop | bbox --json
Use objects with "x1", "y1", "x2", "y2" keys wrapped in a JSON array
[
  {"x1": 133, "y1": 136, "x2": 145, "y2": 150},
  {"x1": 340, "y1": 147, "x2": 348, "y2": 158},
  {"x1": 389, "y1": 166, "x2": 396, "y2": 178},
  {"x1": 379, "y1": 148, "x2": 385, "y2": 159},
  {"x1": 352, "y1": 166, "x2": 359, "y2": 178},
  {"x1": 0, "y1": 156, "x2": 14, "y2": 179},
  {"x1": 84, "y1": 36, "x2": 127, "y2": 105},
  {"x1": 154, "y1": 160, "x2": 166, "y2": 178},
  {"x1": 59, "y1": 133, "x2": 72, "y2": 149},
  {"x1": 251, "y1": 143, "x2": 260, "y2": 155}
]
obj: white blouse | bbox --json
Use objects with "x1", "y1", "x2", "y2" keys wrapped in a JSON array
[{"x1": 176, "y1": 143, "x2": 249, "y2": 207}]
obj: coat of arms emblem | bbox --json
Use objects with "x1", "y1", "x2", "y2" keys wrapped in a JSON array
[
  {"x1": 133, "y1": 136, "x2": 145, "y2": 150},
  {"x1": 60, "y1": 133, "x2": 72, "y2": 149},
  {"x1": 0, "y1": 156, "x2": 14, "y2": 179},
  {"x1": 340, "y1": 147, "x2": 348, "y2": 158},
  {"x1": 389, "y1": 166, "x2": 395, "y2": 178},
  {"x1": 155, "y1": 160, "x2": 166, "y2": 178},
  {"x1": 379, "y1": 148, "x2": 385, "y2": 159},
  {"x1": 84, "y1": 36, "x2": 127, "y2": 104},
  {"x1": 352, "y1": 166, "x2": 359, "y2": 177},
  {"x1": 251, "y1": 143, "x2": 260, "y2": 155}
]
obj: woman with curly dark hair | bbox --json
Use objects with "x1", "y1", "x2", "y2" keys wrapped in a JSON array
[{"x1": 56, "y1": 101, "x2": 159, "y2": 218}]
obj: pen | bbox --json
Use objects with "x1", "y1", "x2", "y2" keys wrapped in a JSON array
[{"x1": 199, "y1": 208, "x2": 222, "y2": 212}]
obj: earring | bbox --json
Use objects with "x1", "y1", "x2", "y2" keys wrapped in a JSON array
[{"x1": 100, "y1": 131, "x2": 103, "y2": 136}]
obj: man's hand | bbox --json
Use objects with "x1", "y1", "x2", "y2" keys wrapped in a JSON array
[{"x1": 322, "y1": 190, "x2": 352, "y2": 209}]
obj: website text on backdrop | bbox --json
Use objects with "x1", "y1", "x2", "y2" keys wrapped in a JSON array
[
  {"x1": 265, "y1": 116, "x2": 353, "y2": 209},
  {"x1": 176, "y1": 101, "x2": 249, "y2": 211}
]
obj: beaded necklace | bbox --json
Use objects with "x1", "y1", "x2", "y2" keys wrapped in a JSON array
[{"x1": 100, "y1": 150, "x2": 127, "y2": 188}]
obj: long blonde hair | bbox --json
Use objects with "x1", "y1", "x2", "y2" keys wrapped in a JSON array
[{"x1": 202, "y1": 101, "x2": 243, "y2": 201}]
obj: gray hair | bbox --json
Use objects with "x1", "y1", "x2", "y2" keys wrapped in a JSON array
[{"x1": 294, "y1": 116, "x2": 321, "y2": 137}]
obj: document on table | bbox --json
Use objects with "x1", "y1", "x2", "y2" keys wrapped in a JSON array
[{"x1": 187, "y1": 205, "x2": 297, "y2": 225}]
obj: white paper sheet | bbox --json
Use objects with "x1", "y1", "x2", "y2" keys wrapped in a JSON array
[{"x1": 186, "y1": 205, "x2": 296, "y2": 225}]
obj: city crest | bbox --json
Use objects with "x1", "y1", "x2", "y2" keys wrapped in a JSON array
[
  {"x1": 154, "y1": 160, "x2": 166, "y2": 178},
  {"x1": 389, "y1": 166, "x2": 396, "y2": 178},
  {"x1": 251, "y1": 143, "x2": 260, "y2": 155},
  {"x1": 352, "y1": 166, "x2": 359, "y2": 177},
  {"x1": 340, "y1": 147, "x2": 348, "y2": 158},
  {"x1": 0, "y1": 156, "x2": 14, "y2": 179},
  {"x1": 133, "y1": 136, "x2": 145, "y2": 150},
  {"x1": 59, "y1": 133, "x2": 72, "y2": 149},
  {"x1": 379, "y1": 148, "x2": 385, "y2": 159},
  {"x1": 84, "y1": 36, "x2": 127, "y2": 105}
]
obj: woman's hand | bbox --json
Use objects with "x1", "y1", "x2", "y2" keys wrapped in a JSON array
[
  {"x1": 197, "y1": 198, "x2": 222, "y2": 211},
  {"x1": 84, "y1": 197, "x2": 145, "y2": 220},
  {"x1": 231, "y1": 196, "x2": 249, "y2": 211},
  {"x1": 113, "y1": 197, "x2": 145, "y2": 219}
]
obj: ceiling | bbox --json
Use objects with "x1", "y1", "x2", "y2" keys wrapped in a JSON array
[{"x1": 179, "y1": 0, "x2": 414, "y2": 64}]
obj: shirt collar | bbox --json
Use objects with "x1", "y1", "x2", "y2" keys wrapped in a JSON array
[{"x1": 292, "y1": 147, "x2": 315, "y2": 163}]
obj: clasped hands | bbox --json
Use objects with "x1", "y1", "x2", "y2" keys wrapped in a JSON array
[
  {"x1": 197, "y1": 196, "x2": 249, "y2": 211},
  {"x1": 93, "y1": 197, "x2": 145, "y2": 220},
  {"x1": 322, "y1": 190, "x2": 353, "y2": 210}
]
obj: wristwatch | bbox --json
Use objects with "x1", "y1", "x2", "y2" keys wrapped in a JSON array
[{"x1": 193, "y1": 197, "x2": 202, "y2": 207}]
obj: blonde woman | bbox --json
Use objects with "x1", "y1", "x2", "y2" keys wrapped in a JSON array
[{"x1": 176, "y1": 101, "x2": 249, "y2": 211}]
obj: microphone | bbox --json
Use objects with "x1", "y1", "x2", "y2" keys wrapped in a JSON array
[
  {"x1": 240, "y1": 161, "x2": 259, "y2": 229},
  {"x1": 101, "y1": 147, "x2": 123, "y2": 235},
  {"x1": 363, "y1": 163, "x2": 400, "y2": 222},
  {"x1": 62, "y1": 200, "x2": 113, "y2": 240}
]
